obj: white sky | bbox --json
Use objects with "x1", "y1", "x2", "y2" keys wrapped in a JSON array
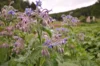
[{"x1": 28, "y1": 0, "x2": 97, "y2": 14}]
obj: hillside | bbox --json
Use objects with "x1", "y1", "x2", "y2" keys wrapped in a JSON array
[{"x1": 50, "y1": 1, "x2": 100, "y2": 21}]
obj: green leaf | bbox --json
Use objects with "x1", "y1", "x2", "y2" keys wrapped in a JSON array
[
  {"x1": 97, "y1": 53, "x2": 100, "y2": 58},
  {"x1": 57, "y1": 59, "x2": 78, "y2": 66},
  {"x1": 0, "y1": 61, "x2": 8, "y2": 66},
  {"x1": 0, "y1": 27, "x2": 4, "y2": 32},
  {"x1": 42, "y1": 27, "x2": 52, "y2": 38},
  {"x1": 40, "y1": 58, "x2": 45, "y2": 66},
  {"x1": 43, "y1": 59, "x2": 58, "y2": 66},
  {"x1": 0, "y1": 48, "x2": 9, "y2": 65},
  {"x1": 17, "y1": 63, "x2": 26, "y2": 66},
  {"x1": 8, "y1": 59, "x2": 17, "y2": 66}
]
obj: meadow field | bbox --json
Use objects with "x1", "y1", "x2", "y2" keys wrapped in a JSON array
[{"x1": 0, "y1": 0, "x2": 100, "y2": 66}]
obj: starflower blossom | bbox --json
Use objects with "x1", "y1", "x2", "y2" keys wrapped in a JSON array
[
  {"x1": 71, "y1": 17, "x2": 78, "y2": 23},
  {"x1": 8, "y1": 10, "x2": 15, "y2": 15},
  {"x1": 36, "y1": 0, "x2": 42, "y2": 7},
  {"x1": 13, "y1": 38, "x2": 24, "y2": 54},
  {"x1": 43, "y1": 39, "x2": 52, "y2": 46},
  {"x1": 16, "y1": 14, "x2": 31, "y2": 32},
  {"x1": 39, "y1": 9, "x2": 52, "y2": 27},
  {"x1": 43, "y1": 38, "x2": 67, "y2": 48},
  {"x1": 66, "y1": 15, "x2": 73, "y2": 19},
  {"x1": 25, "y1": 8, "x2": 33, "y2": 16}
]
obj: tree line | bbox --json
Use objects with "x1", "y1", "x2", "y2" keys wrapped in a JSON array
[
  {"x1": 0, "y1": 0, "x2": 36, "y2": 11},
  {"x1": 50, "y1": 1, "x2": 100, "y2": 21}
]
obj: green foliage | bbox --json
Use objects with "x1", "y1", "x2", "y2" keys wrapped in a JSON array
[
  {"x1": 72, "y1": 22, "x2": 100, "y2": 66},
  {"x1": 79, "y1": 16, "x2": 86, "y2": 22},
  {"x1": 0, "y1": 0, "x2": 36, "y2": 11},
  {"x1": 0, "y1": 48, "x2": 10, "y2": 65}
]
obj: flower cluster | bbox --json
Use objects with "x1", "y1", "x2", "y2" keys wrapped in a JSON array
[
  {"x1": 41, "y1": 37, "x2": 67, "y2": 56},
  {"x1": 15, "y1": 14, "x2": 31, "y2": 32},
  {"x1": 0, "y1": 26, "x2": 14, "y2": 36},
  {"x1": 0, "y1": 0, "x2": 71, "y2": 58},
  {"x1": 41, "y1": 30, "x2": 68, "y2": 56},
  {"x1": 61, "y1": 14, "x2": 80, "y2": 26},
  {"x1": 1, "y1": 5, "x2": 17, "y2": 19},
  {"x1": 56, "y1": 27, "x2": 69, "y2": 33},
  {"x1": 0, "y1": 0, "x2": 53, "y2": 55},
  {"x1": 13, "y1": 37, "x2": 24, "y2": 54},
  {"x1": 44, "y1": 37, "x2": 67, "y2": 47}
]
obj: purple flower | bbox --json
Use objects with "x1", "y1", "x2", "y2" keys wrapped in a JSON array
[
  {"x1": 66, "y1": 15, "x2": 72, "y2": 19},
  {"x1": 48, "y1": 45, "x2": 53, "y2": 48},
  {"x1": 43, "y1": 39, "x2": 51, "y2": 46},
  {"x1": 25, "y1": 8, "x2": 33, "y2": 16},
  {"x1": 36, "y1": 0, "x2": 42, "y2": 7},
  {"x1": 8, "y1": 10, "x2": 15, "y2": 15},
  {"x1": 62, "y1": 38, "x2": 67, "y2": 44},
  {"x1": 64, "y1": 38, "x2": 67, "y2": 41},
  {"x1": 41, "y1": 49, "x2": 50, "y2": 57},
  {"x1": 19, "y1": 15, "x2": 30, "y2": 23},
  {"x1": 14, "y1": 41, "x2": 21, "y2": 47},
  {"x1": 56, "y1": 28, "x2": 69, "y2": 33},
  {"x1": 71, "y1": 18, "x2": 77, "y2": 23},
  {"x1": 49, "y1": 17, "x2": 53, "y2": 22},
  {"x1": 61, "y1": 28, "x2": 66, "y2": 31}
]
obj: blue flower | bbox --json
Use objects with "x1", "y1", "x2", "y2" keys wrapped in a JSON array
[
  {"x1": 25, "y1": 8, "x2": 33, "y2": 16},
  {"x1": 66, "y1": 15, "x2": 72, "y2": 19},
  {"x1": 8, "y1": 10, "x2": 15, "y2": 15},
  {"x1": 62, "y1": 38, "x2": 67, "y2": 44},
  {"x1": 71, "y1": 18, "x2": 77, "y2": 23},
  {"x1": 43, "y1": 39, "x2": 51, "y2": 46},
  {"x1": 64, "y1": 38, "x2": 67, "y2": 41},
  {"x1": 36, "y1": 0, "x2": 42, "y2": 7},
  {"x1": 48, "y1": 45, "x2": 53, "y2": 48}
]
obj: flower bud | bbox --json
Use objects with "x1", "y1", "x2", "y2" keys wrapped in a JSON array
[
  {"x1": 57, "y1": 47, "x2": 64, "y2": 54},
  {"x1": 0, "y1": 31, "x2": 8, "y2": 36},
  {"x1": 5, "y1": 26, "x2": 13, "y2": 32},
  {"x1": 1, "y1": 43, "x2": 9, "y2": 48},
  {"x1": 41, "y1": 49, "x2": 50, "y2": 57}
]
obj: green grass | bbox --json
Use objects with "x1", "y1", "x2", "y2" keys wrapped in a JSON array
[
  {"x1": 71, "y1": 21, "x2": 100, "y2": 65},
  {"x1": 73, "y1": 22, "x2": 100, "y2": 33}
]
